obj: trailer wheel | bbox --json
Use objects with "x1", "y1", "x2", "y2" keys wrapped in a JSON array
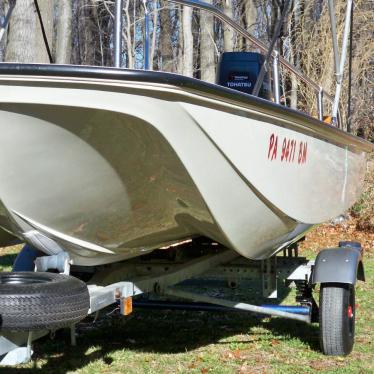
[
  {"x1": 319, "y1": 283, "x2": 355, "y2": 355},
  {"x1": 0, "y1": 272, "x2": 89, "y2": 331}
]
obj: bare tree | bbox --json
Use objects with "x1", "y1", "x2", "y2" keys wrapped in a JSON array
[
  {"x1": 244, "y1": 0, "x2": 258, "y2": 34},
  {"x1": 223, "y1": 0, "x2": 234, "y2": 51},
  {"x1": 182, "y1": 5, "x2": 193, "y2": 77},
  {"x1": 149, "y1": 0, "x2": 158, "y2": 70},
  {"x1": 200, "y1": 0, "x2": 215, "y2": 82},
  {"x1": 123, "y1": 0, "x2": 134, "y2": 68},
  {"x1": 56, "y1": 0, "x2": 72, "y2": 64},
  {"x1": 6, "y1": 0, "x2": 53, "y2": 63},
  {"x1": 238, "y1": 0, "x2": 258, "y2": 51},
  {"x1": 35, "y1": 0, "x2": 54, "y2": 62},
  {"x1": 75, "y1": 0, "x2": 101, "y2": 66},
  {"x1": 0, "y1": 1, "x2": 7, "y2": 62},
  {"x1": 159, "y1": 1, "x2": 174, "y2": 72},
  {"x1": 289, "y1": 0, "x2": 302, "y2": 109}
]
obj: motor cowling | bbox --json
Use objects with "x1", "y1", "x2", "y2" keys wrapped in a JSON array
[{"x1": 216, "y1": 52, "x2": 271, "y2": 100}]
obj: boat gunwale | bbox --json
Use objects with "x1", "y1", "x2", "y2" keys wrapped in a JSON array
[{"x1": 0, "y1": 63, "x2": 372, "y2": 153}]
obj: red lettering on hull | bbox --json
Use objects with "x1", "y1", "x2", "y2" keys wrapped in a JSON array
[{"x1": 267, "y1": 134, "x2": 308, "y2": 164}]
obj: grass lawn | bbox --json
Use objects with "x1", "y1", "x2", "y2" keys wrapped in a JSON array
[{"x1": 0, "y1": 220, "x2": 373, "y2": 373}]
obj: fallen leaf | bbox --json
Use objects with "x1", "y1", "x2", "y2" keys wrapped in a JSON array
[{"x1": 233, "y1": 349, "x2": 241, "y2": 359}]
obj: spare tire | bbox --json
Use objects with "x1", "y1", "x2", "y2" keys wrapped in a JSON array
[{"x1": 0, "y1": 272, "x2": 90, "y2": 331}]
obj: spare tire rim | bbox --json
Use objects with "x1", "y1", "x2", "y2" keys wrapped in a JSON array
[{"x1": 0, "y1": 273, "x2": 52, "y2": 285}]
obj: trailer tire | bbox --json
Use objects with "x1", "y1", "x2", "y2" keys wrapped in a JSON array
[
  {"x1": 0, "y1": 272, "x2": 89, "y2": 331},
  {"x1": 319, "y1": 283, "x2": 355, "y2": 356}
]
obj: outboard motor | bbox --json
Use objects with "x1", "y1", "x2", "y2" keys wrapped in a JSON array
[{"x1": 217, "y1": 52, "x2": 271, "y2": 100}]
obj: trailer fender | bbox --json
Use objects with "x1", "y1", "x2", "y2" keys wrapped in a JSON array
[{"x1": 312, "y1": 247, "x2": 365, "y2": 285}]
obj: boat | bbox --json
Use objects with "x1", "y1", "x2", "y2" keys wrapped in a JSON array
[
  {"x1": 0, "y1": 0, "x2": 372, "y2": 362},
  {"x1": 0, "y1": 62, "x2": 371, "y2": 267},
  {"x1": 0, "y1": 0, "x2": 372, "y2": 267}
]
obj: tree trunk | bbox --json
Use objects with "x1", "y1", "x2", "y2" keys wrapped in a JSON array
[
  {"x1": 159, "y1": 0, "x2": 174, "y2": 72},
  {"x1": 149, "y1": 0, "x2": 158, "y2": 70},
  {"x1": 5, "y1": 0, "x2": 54, "y2": 63},
  {"x1": 245, "y1": 0, "x2": 257, "y2": 34},
  {"x1": 182, "y1": 6, "x2": 193, "y2": 77},
  {"x1": 0, "y1": 0, "x2": 6, "y2": 62},
  {"x1": 290, "y1": 0, "x2": 301, "y2": 109},
  {"x1": 35, "y1": 0, "x2": 54, "y2": 62},
  {"x1": 77, "y1": 0, "x2": 97, "y2": 66},
  {"x1": 244, "y1": 0, "x2": 258, "y2": 50},
  {"x1": 123, "y1": 0, "x2": 134, "y2": 68},
  {"x1": 5, "y1": 0, "x2": 36, "y2": 62},
  {"x1": 223, "y1": 0, "x2": 234, "y2": 51},
  {"x1": 176, "y1": 5, "x2": 184, "y2": 74},
  {"x1": 200, "y1": 0, "x2": 215, "y2": 82},
  {"x1": 56, "y1": 0, "x2": 72, "y2": 64},
  {"x1": 269, "y1": 2, "x2": 281, "y2": 41}
]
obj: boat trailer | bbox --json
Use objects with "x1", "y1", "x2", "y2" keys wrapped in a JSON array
[{"x1": 0, "y1": 239, "x2": 364, "y2": 365}]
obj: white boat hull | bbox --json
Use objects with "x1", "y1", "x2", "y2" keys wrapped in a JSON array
[{"x1": 0, "y1": 66, "x2": 370, "y2": 265}]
